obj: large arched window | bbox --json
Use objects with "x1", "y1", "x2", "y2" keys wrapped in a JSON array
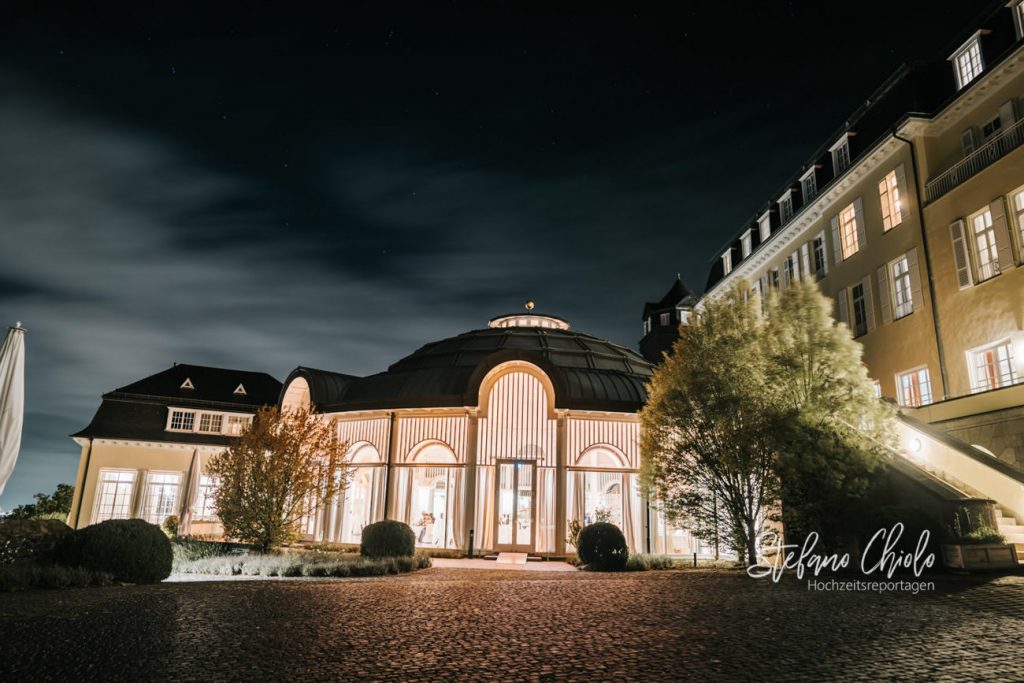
[
  {"x1": 332, "y1": 442, "x2": 384, "y2": 544},
  {"x1": 281, "y1": 377, "x2": 311, "y2": 412},
  {"x1": 568, "y1": 445, "x2": 640, "y2": 551},
  {"x1": 395, "y1": 441, "x2": 463, "y2": 550}
]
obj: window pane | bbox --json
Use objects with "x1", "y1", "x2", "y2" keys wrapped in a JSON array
[{"x1": 839, "y1": 203, "x2": 859, "y2": 259}]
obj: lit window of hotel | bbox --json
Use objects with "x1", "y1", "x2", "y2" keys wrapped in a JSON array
[
  {"x1": 722, "y1": 250, "x2": 732, "y2": 275},
  {"x1": 93, "y1": 469, "x2": 136, "y2": 522},
  {"x1": 878, "y1": 170, "x2": 903, "y2": 231},
  {"x1": 812, "y1": 233, "x2": 827, "y2": 279},
  {"x1": 952, "y1": 37, "x2": 983, "y2": 90},
  {"x1": 193, "y1": 475, "x2": 220, "y2": 520},
  {"x1": 890, "y1": 255, "x2": 913, "y2": 319},
  {"x1": 850, "y1": 283, "x2": 868, "y2": 338},
  {"x1": 198, "y1": 412, "x2": 223, "y2": 434},
  {"x1": 779, "y1": 192, "x2": 794, "y2": 223},
  {"x1": 969, "y1": 340, "x2": 1018, "y2": 393},
  {"x1": 740, "y1": 229, "x2": 752, "y2": 258},
  {"x1": 969, "y1": 207, "x2": 1000, "y2": 281},
  {"x1": 831, "y1": 137, "x2": 851, "y2": 175},
  {"x1": 226, "y1": 415, "x2": 252, "y2": 436},
  {"x1": 169, "y1": 409, "x2": 195, "y2": 431},
  {"x1": 897, "y1": 367, "x2": 933, "y2": 407},
  {"x1": 1012, "y1": 188, "x2": 1024, "y2": 250},
  {"x1": 838, "y1": 202, "x2": 859, "y2": 259},
  {"x1": 801, "y1": 169, "x2": 817, "y2": 202},
  {"x1": 143, "y1": 472, "x2": 182, "y2": 525},
  {"x1": 757, "y1": 212, "x2": 771, "y2": 242}
]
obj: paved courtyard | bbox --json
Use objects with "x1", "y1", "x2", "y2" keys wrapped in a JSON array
[{"x1": 1, "y1": 568, "x2": 1023, "y2": 681}]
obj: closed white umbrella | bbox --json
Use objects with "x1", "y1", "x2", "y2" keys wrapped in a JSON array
[
  {"x1": 0, "y1": 322, "x2": 26, "y2": 496},
  {"x1": 178, "y1": 449, "x2": 201, "y2": 536}
]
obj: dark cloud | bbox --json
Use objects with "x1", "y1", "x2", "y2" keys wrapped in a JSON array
[{"x1": 0, "y1": 1, "x2": 985, "y2": 508}]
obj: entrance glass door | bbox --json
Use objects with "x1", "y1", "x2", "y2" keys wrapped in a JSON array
[{"x1": 495, "y1": 460, "x2": 535, "y2": 552}]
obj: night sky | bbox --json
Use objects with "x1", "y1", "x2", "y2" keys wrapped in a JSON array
[{"x1": 0, "y1": 1, "x2": 985, "y2": 508}]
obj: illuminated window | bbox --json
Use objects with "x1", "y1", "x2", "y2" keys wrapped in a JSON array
[
  {"x1": 226, "y1": 414, "x2": 252, "y2": 436},
  {"x1": 812, "y1": 233, "x2": 827, "y2": 279},
  {"x1": 970, "y1": 207, "x2": 1000, "y2": 281},
  {"x1": 953, "y1": 38, "x2": 983, "y2": 89},
  {"x1": 198, "y1": 413, "x2": 223, "y2": 434},
  {"x1": 878, "y1": 170, "x2": 903, "y2": 231},
  {"x1": 143, "y1": 472, "x2": 181, "y2": 525},
  {"x1": 890, "y1": 255, "x2": 913, "y2": 319},
  {"x1": 838, "y1": 202, "x2": 860, "y2": 259},
  {"x1": 969, "y1": 340, "x2": 1018, "y2": 392},
  {"x1": 169, "y1": 409, "x2": 195, "y2": 431},
  {"x1": 897, "y1": 367, "x2": 933, "y2": 407},
  {"x1": 801, "y1": 169, "x2": 817, "y2": 202},
  {"x1": 192, "y1": 475, "x2": 220, "y2": 520},
  {"x1": 94, "y1": 469, "x2": 136, "y2": 522}
]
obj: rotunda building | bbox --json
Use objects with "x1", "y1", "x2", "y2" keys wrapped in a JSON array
[{"x1": 280, "y1": 313, "x2": 659, "y2": 556}]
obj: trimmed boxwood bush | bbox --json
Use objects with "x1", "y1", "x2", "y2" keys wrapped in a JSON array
[
  {"x1": 577, "y1": 522, "x2": 628, "y2": 571},
  {"x1": 360, "y1": 520, "x2": 415, "y2": 558},
  {"x1": 58, "y1": 519, "x2": 172, "y2": 584}
]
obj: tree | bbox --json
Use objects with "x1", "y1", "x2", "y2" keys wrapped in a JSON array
[
  {"x1": 762, "y1": 279, "x2": 894, "y2": 550},
  {"x1": 207, "y1": 407, "x2": 350, "y2": 552},
  {"x1": 6, "y1": 483, "x2": 75, "y2": 520},
  {"x1": 640, "y1": 284, "x2": 779, "y2": 566}
]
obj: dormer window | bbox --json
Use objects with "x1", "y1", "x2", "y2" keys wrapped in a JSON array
[
  {"x1": 740, "y1": 229, "x2": 752, "y2": 258},
  {"x1": 233, "y1": 383, "x2": 247, "y2": 396},
  {"x1": 180, "y1": 378, "x2": 194, "y2": 390},
  {"x1": 778, "y1": 191, "x2": 794, "y2": 223},
  {"x1": 659, "y1": 312, "x2": 670, "y2": 326},
  {"x1": 722, "y1": 250, "x2": 733, "y2": 275},
  {"x1": 830, "y1": 136, "x2": 852, "y2": 175},
  {"x1": 757, "y1": 212, "x2": 771, "y2": 242},
  {"x1": 1014, "y1": 1, "x2": 1024, "y2": 40},
  {"x1": 801, "y1": 168, "x2": 818, "y2": 202},
  {"x1": 951, "y1": 34, "x2": 984, "y2": 90}
]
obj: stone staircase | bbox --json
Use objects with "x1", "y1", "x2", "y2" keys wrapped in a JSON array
[{"x1": 919, "y1": 462, "x2": 1024, "y2": 563}]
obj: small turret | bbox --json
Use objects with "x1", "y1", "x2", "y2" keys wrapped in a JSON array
[{"x1": 639, "y1": 275, "x2": 698, "y2": 364}]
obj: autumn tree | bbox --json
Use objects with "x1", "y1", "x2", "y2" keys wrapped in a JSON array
[
  {"x1": 640, "y1": 284, "x2": 779, "y2": 566},
  {"x1": 207, "y1": 407, "x2": 350, "y2": 552}
]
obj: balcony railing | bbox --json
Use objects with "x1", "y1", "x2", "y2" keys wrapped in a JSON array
[{"x1": 926, "y1": 116, "x2": 1024, "y2": 203}]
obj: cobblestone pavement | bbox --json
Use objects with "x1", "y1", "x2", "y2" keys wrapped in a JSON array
[{"x1": 2, "y1": 568, "x2": 1023, "y2": 682}]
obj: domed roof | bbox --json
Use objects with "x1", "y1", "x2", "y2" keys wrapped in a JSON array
[{"x1": 284, "y1": 320, "x2": 653, "y2": 414}]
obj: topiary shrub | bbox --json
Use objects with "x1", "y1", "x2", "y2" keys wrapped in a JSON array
[
  {"x1": 360, "y1": 520, "x2": 415, "y2": 558},
  {"x1": 58, "y1": 519, "x2": 173, "y2": 584},
  {"x1": 576, "y1": 522, "x2": 628, "y2": 571}
]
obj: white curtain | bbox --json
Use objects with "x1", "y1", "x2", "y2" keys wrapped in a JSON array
[
  {"x1": 369, "y1": 466, "x2": 385, "y2": 525},
  {"x1": 0, "y1": 323, "x2": 25, "y2": 497},
  {"x1": 537, "y1": 467, "x2": 554, "y2": 553},
  {"x1": 622, "y1": 473, "x2": 639, "y2": 552},
  {"x1": 475, "y1": 466, "x2": 494, "y2": 552},
  {"x1": 572, "y1": 471, "x2": 586, "y2": 526},
  {"x1": 449, "y1": 467, "x2": 464, "y2": 549}
]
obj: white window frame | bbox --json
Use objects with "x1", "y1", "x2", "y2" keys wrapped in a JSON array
[
  {"x1": 192, "y1": 474, "x2": 221, "y2": 521},
  {"x1": 168, "y1": 409, "x2": 196, "y2": 432},
  {"x1": 896, "y1": 366, "x2": 933, "y2": 408},
  {"x1": 838, "y1": 202, "x2": 860, "y2": 259},
  {"x1": 968, "y1": 206, "x2": 1000, "y2": 282},
  {"x1": 830, "y1": 135, "x2": 852, "y2": 175},
  {"x1": 878, "y1": 169, "x2": 903, "y2": 231},
  {"x1": 811, "y1": 232, "x2": 827, "y2": 279},
  {"x1": 890, "y1": 255, "x2": 913, "y2": 319},
  {"x1": 950, "y1": 34, "x2": 984, "y2": 90},
  {"x1": 92, "y1": 468, "x2": 138, "y2": 523},
  {"x1": 1010, "y1": 185, "x2": 1024, "y2": 256},
  {"x1": 967, "y1": 339, "x2": 1019, "y2": 393},
  {"x1": 740, "y1": 229, "x2": 752, "y2": 258},
  {"x1": 142, "y1": 471, "x2": 182, "y2": 525},
  {"x1": 166, "y1": 408, "x2": 253, "y2": 436},
  {"x1": 801, "y1": 168, "x2": 818, "y2": 202},
  {"x1": 722, "y1": 250, "x2": 733, "y2": 275},
  {"x1": 778, "y1": 191, "x2": 794, "y2": 224},
  {"x1": 1015, "y1": 0, "x2": 1024, "y2": 40},
  {"x1": 850, "y1": 281, "x2": 869, "y2": 338},
  {"x1": 757, "y1": 212, "x2": 771, "y2": 242}
]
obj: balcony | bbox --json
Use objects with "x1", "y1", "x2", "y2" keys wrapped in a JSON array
[{"x1": 926, "y1": 116, "x2": 1024, "y2": 203}]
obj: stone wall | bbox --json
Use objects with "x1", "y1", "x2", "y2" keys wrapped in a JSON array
[{"x1": 933, "y1": 405, "x2": 1024, "y2": 471}]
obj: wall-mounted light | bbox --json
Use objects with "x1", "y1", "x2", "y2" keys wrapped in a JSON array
[{"x1": 908, "y1": 437, "x2": 922, "y2": 454}]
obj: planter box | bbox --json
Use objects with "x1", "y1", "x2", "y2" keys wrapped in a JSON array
[{"x1": 942, "y1": 543, "x2": 1019, "y2": 570}]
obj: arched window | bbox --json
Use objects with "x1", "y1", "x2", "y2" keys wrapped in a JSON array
[
  {"x1": 411, "y1": 442, "x2": 458, "y2": 465},
  {"x1": 281, "y1": 377, "x2": 311, "y2": 412},
  {"x1": 569, "y1": 444, "x2": 639, "y2": 552},
  {"x1": 396, "y1": 441, "x2": 462, "y2": 550},
  {"x1": 335, "y1": 441, "x2": 384, "y2": 544},
  {"x1": 576, "y1": 446, "x2": 627, "y2": 469}
]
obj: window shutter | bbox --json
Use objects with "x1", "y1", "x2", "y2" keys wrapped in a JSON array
[
  {"x1": 961, "y1": 128, "x2": 975, "y2": 156},
  {"x1": 862, "y1": 275, "x2": 876, "y2": 332},
  {"x1": 836, "y1": 287, "x2": 849, "y2": 326},
  {"x1": 853, "y1": 197, "x2": 867, "y2": 251},
  {"x1": 907, "y1": 247, "x2": 924, "y2": 311},
  {"x1": 949, "y1": 219, "x2": 973, "y2": 289},
  {"x1": 877, "y1": 265, "x2": 892, "y2": 325},
  {"x1": 791, "y1": 251, "x2": 801, "y2": 281},
  {"x1": 894, "y1": 163, "x2": 908, "y2": 221},
  {"x1": 800, "y1": 243, "x2": 811, "y2": 276},
  {"x1": 999, "y1": 100, "x2": 1017, "y2": 131},
  {"x1": 831, "y1": 215, "x2": 842, "y2": 264},
  {"x1": 989, "y1": 197, "x2": 1014, "y2": 272}
]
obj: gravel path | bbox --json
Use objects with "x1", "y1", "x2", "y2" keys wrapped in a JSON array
[{"x1": 1, "y1": 568, "x2": 1022, "y2": 681}]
